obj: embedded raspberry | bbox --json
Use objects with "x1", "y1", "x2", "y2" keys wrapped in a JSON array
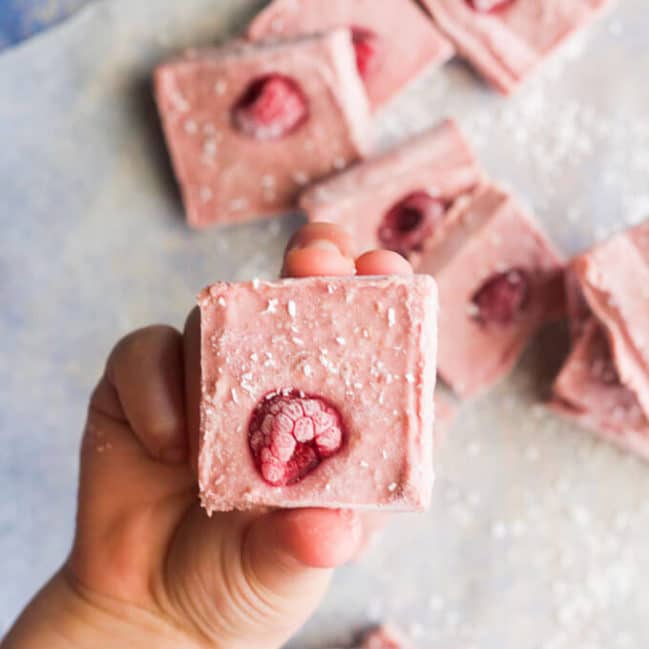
[
  {"x1": 467, "y1": 0, "x2": 515, "y2": 13},
  {"x1": 471, "y1": 269, "x2": 530, "y2": 325},
  {"x1": 378, "y1": 191, "x2": 446, "y2": 257},
  {"x1": 232, "y1": 74, "x2": 308, "y2": 140},
  {"x1": 248, "y1": 391, "x2": 345, "y2": 486},
  {"x1": 350, "y1": 26, "x2": 379, "y2": 80}
]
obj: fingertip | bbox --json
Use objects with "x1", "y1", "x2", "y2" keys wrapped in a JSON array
[
  {"x1": 355, "y1": 250, "x2": 413, "y2": 276},
  {"x1": 272, "y1": 508, "x2": 363, "y2": 569}
]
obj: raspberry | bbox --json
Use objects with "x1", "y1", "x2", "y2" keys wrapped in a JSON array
[
  {"x1": 350, "y1": 26, "x2": 379, "y2": 80},
  {"x1": 232, "y1": 74, "x2": 308, "y2": 140},
  {"x1": 248, "y1": 391, "x2": 346, "y2": 486},
  {"x1": 467, "y1": 0, "x2": 514, "y2": 13},
  {"x1": 471, "y1": 268, "x2": 530, "y2": 325},
  {"x1": 378, "y1": 191, "x2": 446, "y2": 257}
]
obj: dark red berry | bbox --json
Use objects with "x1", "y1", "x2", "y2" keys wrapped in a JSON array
[
  {"x1": 248, "y1": 391, "x2": 345, "y2": 486},
  {"x1": 232, "y1": 74, "x2": 308, "y2": 140},
  {"x1": 350, "y1": 26, "x2": 379, "y2": 80},
  {"x1": 378, "y1": 191, "x2": 446, "y2": 257},
  {"x1": 471, "y1": 269, "x2": 530, "y2": 325}
]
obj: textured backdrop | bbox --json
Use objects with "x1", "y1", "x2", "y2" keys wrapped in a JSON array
[{"x1": 1, "y1": 1, "x2": 649, "y2": 648}]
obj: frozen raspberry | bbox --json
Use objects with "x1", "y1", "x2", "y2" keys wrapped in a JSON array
[
  {"x1": 471, "y1": 268, "x2": 530, "y2": 325},
  {"x1": 232, "y1": 74, "x2": 308, "y2": 140},
  {"x1": 248, "y1": 391, "x2": 346, "y2": 486},
  {"x1": 378, "y1": 191, "x2": 446, "y2": 257},
  {"x1": 467, "y1": 0, "x2": 514, "y2": 13},
  {"x1": 350, "y1": 26, "x2": 379, "y2": 80}
]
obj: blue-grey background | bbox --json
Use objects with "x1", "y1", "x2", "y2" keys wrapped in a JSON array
[{"x1": 1, "y1": 1, "x2": 649, "y2": 647}]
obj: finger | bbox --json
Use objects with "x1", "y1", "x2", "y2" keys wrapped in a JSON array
[
  {"x1": 99, "y1": 325, "x2": 187, "y2": 463},
  {"x1": 355, "y1": 250, "x2": 414, "y2": 276},
  {"x1": 183, "y1": 307, "x2": 202, "y2": 474},
  {"x1": 282, "y1": 222, "x2": 356, "y2": 277},
  {"x1": 243, "y1": 509, "x2": 362, "y2": 596}
]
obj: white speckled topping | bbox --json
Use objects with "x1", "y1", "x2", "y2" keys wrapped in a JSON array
[{"x1": 198, "y1": 275, "x2": 438, "y2": 512}]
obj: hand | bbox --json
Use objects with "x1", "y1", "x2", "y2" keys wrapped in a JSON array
[{"x1": 3, "y1": 223, "x2": 412, "y2": 649}]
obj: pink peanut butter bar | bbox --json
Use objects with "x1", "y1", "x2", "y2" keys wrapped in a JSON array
[
  {"x1": 551, "y1": 221, "x2": 649, "y2": 458},
  {"x1": 299, "y1": 119, "x2": 484, "y2": 257},
  {"x1": 416, "y1": 183, "x2": 564, "y2": 397},
  {"x1": 198, "y1": 275, "x2": 438, "y2": 512},
  {"x1": 421, "y1": 0, "x2": 611, "y2": 94},
  {"x1": 247, "y1": 0, "x2": 454, "y2": 109},
  {"x1": 154, "y1": 30, "x2": 371, "y2": 228}
]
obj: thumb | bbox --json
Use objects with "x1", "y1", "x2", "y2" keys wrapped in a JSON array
[{"x1": 242, "y1": 508, "x2": 363, "y2": 623}]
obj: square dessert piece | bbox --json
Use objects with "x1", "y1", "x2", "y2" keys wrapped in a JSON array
[
  {"x1": 551, "y1": 221, "x2": 649, "y2": 458},
  {"x1": 415, "y1": 184, "x2": 564, "y2": 397},
  {"x1": 198, "y1": 275, "x2": 438, "y2": 512},
  {"x1": 247, "y1": 0, "x2": 454, "y2": 109},
  {"x1": 155, "y1": 30, "x2": 371, "y2": 228},
  {"x1": 421, "y1": 0, "x2": 610, "y2": 94},
  {"x1": 299, "y1": 119, "x2": 484, "y2": 257}
]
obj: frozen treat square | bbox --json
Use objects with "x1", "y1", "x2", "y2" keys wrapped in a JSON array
[
  {"x1": 155, "y1": 30, "x2": 371, "y2": 228},
  {"x1": 300, "y1": 119, "x2": 484, "y2": 257},
  {"x1": 198, "y1": 275, "x2": 438, "y2": 512},
  {"x1": 248, "y1": 0, "x2": 454, "y2": 108},
  {"x1": 421, "y1": 0, "x2": 611, "y2": 94},
  {"x1": 416, "y1": 184, "x2": 564, "y2": 397},
  {"x1": 551, "y1": 220, "x2": 649, "y2": 458}
]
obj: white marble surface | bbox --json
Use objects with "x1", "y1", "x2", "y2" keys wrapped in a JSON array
[{"x1": 1, "y1": 1, "x2": 648, "y2": 647}]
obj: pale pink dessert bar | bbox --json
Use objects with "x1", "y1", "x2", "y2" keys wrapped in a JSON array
[
  {"x1": 416, "y1": 184, "x2": 564, "y2": 397},
  {"x1": 247, "y1": 0, "x2": 454, "y2": 109},
  {"x1": 421, "y1": 0, "x2": 611, "y2": 94},
  {"x1": 198, "y1": 275, "x2": 438, "y2": 512},
  {"x1": 299, "y1": 119, "x2": 484, "y2": 257},
  {"x1": 155, "y1": 30, "x2": 371, "y2": 228},
  {"x1": 551, "y1": 220, "x2": 649, "y2": 459}
]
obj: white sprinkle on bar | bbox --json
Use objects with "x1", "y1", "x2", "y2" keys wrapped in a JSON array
[
  {"x1": 217, "y1": 296, "x2": 226, "y2": 307},
  {"x1": 302, "y1": 363, "x2": 313, "y2": 377},
  {"x1": 360, "y1": 460, "x2": 369, "y2": 468},
  {"x1": 388, "y1": 307, "x2": 396, "y2": 328},
  {"x1": 382, "y1": 449, "x2": 388, "y2": 460},
  {"x1": 287, "y1": 300, "x2": 297, "y2": 318},
  {"x1": 261, "y1": 174, "x2": 276, "y2": 188},
  {"x1": 292, "y1": 171, "x2": 309, "y2": 185},
  {"x1": 405, "y1": 373, "x2": 415, "y2": 384},
  {"x1": 333, "y1": 156, "x2": 347, "y2": 170},
  {"x1": 199, "y1": 186, "x2": 213, "y2": 203},
  {"x1": 466, "y1": 303, "x2": 480, "y2": 317},
  {"x1": 388, "y1": 482, "x2": 398, "y2": 492},
  {"x1": 265, "y1": 298, "x2": 278, "y2": 314},
  {"x1": 335, "y1": 336, "x2": 346, "y2": 346},
  {"x1": 231, "y1": 387, "x2": 239, "y2": 404},
  {"x1": 214, "y1": 80, "x2": 227, "y2": 95},
  {"x1": 184, "y1": 119, "x2": 198, "y2": 134},
  {"x1": 252, "y1": 278, "x2": 260, "y2": 290},
  {"x1": 292, "y1": 337, "x2": 304, "y2": 346},
  {"x1": 229, "y1": 197, "x2": 248, "y2": 212}
]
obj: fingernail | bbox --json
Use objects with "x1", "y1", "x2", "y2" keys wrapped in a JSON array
[{"x1": 299, "y1": 239, "x2": 344, "y2": 254}]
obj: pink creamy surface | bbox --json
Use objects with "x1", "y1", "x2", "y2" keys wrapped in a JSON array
[
  {"x1": 417, "y1": 184, "x2": 564, "y2": 397},
  {"x1": 154, "y1": 30, "x2": 371, "y2": 228},
  {"x1": 299, "y1": 119, "x2": 484, "y2": 254},
  {"x1": 247, "y1": 0, "x2": 454, "y2": 108},
  {"x1": 552, "y1": 320, "x2": 649, "y2": 460},
  {"x1": 198, "y1": 275, "x2": 438, "y2": 512},
  {"x1": 570, "y1": 222, "x2": 649, "y2": 416},
  {"x1": 421, "y1": 0, "x2": 611, "y2": 94}
]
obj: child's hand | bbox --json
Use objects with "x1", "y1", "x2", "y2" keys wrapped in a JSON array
[{"x1": 4, "y1": 224, "x2": 412, "y2": 649}]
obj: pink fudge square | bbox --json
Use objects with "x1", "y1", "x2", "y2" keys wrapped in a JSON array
[
  {"x1": 416, "y1": 184, "x2": 564, "y2": 397},
  {"x1": 154, "y1": 30, "x2": 371, "y2": 228},
  {"x1": 247, "y1": 0, "x2": 454, "y2": 108},
  {"x1": 421, "y1": 0, "x2": 611, "y2": 94},
  {"x1": 198, "y1": 275, "x2": 438, "y2": 512},
  {"x1": 552, "y1": 320, "x2": 649, "y2": 459},
  {"x1": 551, "y1": 220, "x2": 649, "y2": 458},
  {"x1": 299, "y1": 119, "x2": 484, "y2": 256}
]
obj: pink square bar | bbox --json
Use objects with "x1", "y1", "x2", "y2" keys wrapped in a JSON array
[
  {"x1": 299, "y1": 119, "x2": 484, "y2": 256},
  {"x1": 551, "y1": 220, "x2": 649, "y2": 458},
  {"x1": 416, "y1": 184, "x2": 564, "y2": 397},
  {"x1": 421, "y1": 0, "x2": 611, "y2": 94},
  {"x1": 247, "y1": 0, "x2": 454, "y2": 109},
  {"x1": 198, "y1": 275, "x2": 438, "y2": 512},
  {"x1": 155, "y1": 30, "x2": 371, "y2": 228}
]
